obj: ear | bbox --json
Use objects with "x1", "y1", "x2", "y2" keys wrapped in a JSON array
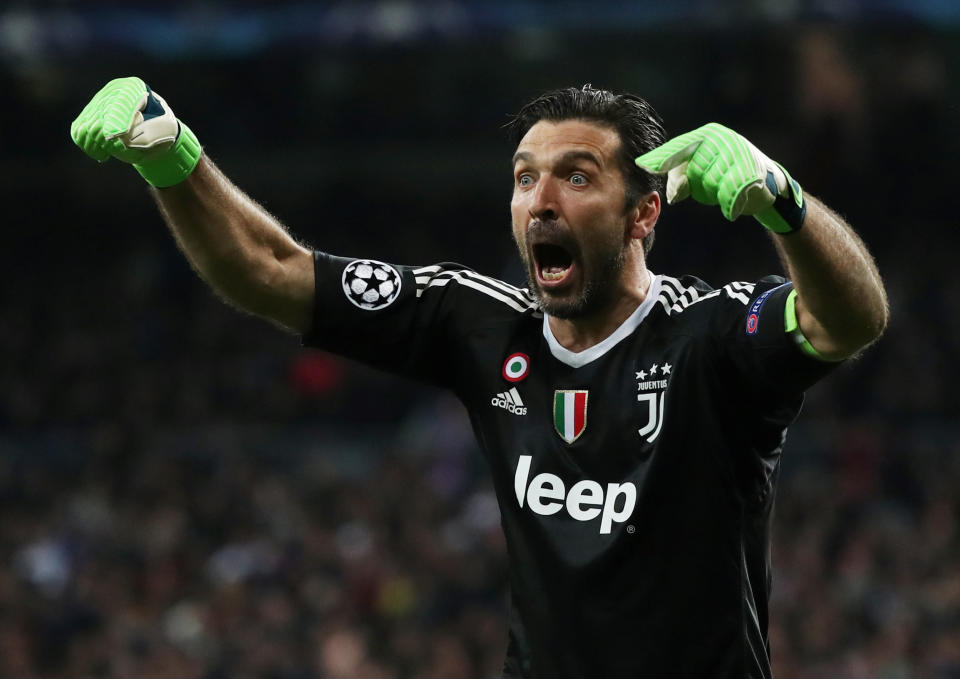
[{"x1": 628, "y1": 191, "x2": 661, "y2": 241}]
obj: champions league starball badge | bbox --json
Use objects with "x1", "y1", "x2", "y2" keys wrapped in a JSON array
[{"x1": 342, "y1": 259, "x2": 403, "y2": 310}]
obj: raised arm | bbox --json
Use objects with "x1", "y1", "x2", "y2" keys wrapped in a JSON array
[
  {"x1": 70, "y1": 77, "x2": 314, "y2": 333},
  {"x1": 151, "y1": 157, "x2": 314, "y2": 333},
  {"x1": 636, "y1": 122, "x2": 888, "y2": 361}
]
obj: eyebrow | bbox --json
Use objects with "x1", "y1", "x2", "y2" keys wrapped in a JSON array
[{"x1": 511, "y1": 150, "x2": 603, "y2": 169}]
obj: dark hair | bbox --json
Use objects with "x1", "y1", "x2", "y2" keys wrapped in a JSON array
[{"x1": 506, "y1": 84, "x2": 666, "y2": 255}]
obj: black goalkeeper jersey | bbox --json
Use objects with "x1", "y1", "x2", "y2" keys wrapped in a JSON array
[{"x1": 304, "y1": 252, "x2": 837, "y2": 679}]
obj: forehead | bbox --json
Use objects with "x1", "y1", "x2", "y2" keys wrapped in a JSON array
[{"x1": 514, "y1": 119, "x2": 622, "y2": 165}]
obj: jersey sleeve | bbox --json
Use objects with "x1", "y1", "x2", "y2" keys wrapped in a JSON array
[
  {"x1": 711, "y1": 275, "x2": 841, "y2": 396},
  {"x1": 301, "y1": 252, "x2": 472, "y2": 389}
]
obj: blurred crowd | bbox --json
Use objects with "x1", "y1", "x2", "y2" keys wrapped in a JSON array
[
  {"x1": 0, "y1": 405, "x2": 511, "y2": 679},
  {"x1": 2, "y1": 21, "x2": 959, "y2": 679}
]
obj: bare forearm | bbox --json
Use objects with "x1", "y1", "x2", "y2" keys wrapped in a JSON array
[
  {"x1": 771, "y1": 196, "x2": 888, "y2": 359},
  {"x1": 151, "y1": 155, "x2": 314, "y2": 332}
]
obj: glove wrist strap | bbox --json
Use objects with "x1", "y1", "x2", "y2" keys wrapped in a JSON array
[
  {"x1": 756, "y1": 163, "x2": 806, "y2": 234},
  {"x1": 133, "y1": 121, "x2": 202, "y2": 188}
]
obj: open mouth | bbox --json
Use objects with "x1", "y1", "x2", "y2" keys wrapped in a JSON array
[{"x1": 533, "y1": 243, "x2": 575, "y2": 287}]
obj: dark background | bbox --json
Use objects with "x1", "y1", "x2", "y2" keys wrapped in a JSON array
[{"x1": 1, "y1": 2, "x2": 958, "y2": 678}]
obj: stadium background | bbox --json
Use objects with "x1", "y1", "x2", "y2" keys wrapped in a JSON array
[{"x1": 2, "y1": 2, "x2": 959, "y2": 678}]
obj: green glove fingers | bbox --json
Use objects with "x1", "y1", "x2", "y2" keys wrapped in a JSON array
[
  {"x1": 633, "y1": 127, "x2": 707, "y2": 174},
  {"x1": 70, "y1": 77, "x2": 202, "y2": 188},
  {"x1": 636, "y1": 122, "x2": 806, "y2": 233},
  {"x1": 69, "y1": 106, "x2": 113, "y2": 163},
  {"x1": 99, "y1": 77, "x2": 149, "y2": 138},
  {"x1": 71, "y1": 77, "x2": 147, "y2": 162},
  {"x1": 634, "y1": 131, "x2": 704, "y2": 206},
  {"x1": 636, "y1": 124, "x2": 741, "y2": 212},
  {"x1": 693, "y1": 124, "x2": 761, "y2": 220},
  {"x1": 685, "y1": 133, "x2": 730, "y2": 207}
]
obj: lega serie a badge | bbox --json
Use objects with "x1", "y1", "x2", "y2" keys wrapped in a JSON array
[
  {"x1": 554, "y1": 390, "x2": 588, "y2": 444},
  {"x1": 502, "y1": 353, "x2": 530, "y2": 382}
]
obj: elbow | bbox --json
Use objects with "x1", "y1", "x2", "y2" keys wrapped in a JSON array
[
  {"x1": 859, "y1": 289, "x2": 891, "y2": 348},
  {"x1": 843, "y1": 277, "x2": 891, "y2": 354},
  {"x1": 871, "y1": 300, "x2": 890, "y2": 342},
  {"x1": 834, "y1": 301, "x2": 890, "y2": 359},
  {"x1": 245, "y1": 249, "x2": 314, "y2": 332},
  {"x1": 795, "y1": 274, "x2": 890, "y2": 360}
]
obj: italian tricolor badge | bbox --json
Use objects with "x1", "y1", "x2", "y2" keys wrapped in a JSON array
[{"x1": 554, "y1": 390, "x2": 588, "y2": 443}]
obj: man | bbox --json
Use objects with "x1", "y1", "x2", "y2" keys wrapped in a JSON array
[{"x1": 71, "y1": 79, "x2": 887, "y2": 678}]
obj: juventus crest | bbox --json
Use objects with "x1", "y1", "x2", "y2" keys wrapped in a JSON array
[{"x1": 636, "y1": 361, "x2": 672, "y2": 443}]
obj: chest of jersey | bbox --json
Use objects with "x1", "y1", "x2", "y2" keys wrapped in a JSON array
[{"x1": 461, "y1": 322, "x2": 717, "y2": 539}]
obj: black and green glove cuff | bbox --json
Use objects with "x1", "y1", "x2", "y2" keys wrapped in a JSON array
[{"x1": 756, "y1": 164, "x2": 806, "y2": 234}]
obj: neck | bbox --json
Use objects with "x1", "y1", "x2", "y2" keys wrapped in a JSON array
[{"x1": 547, "y1": 261, "x2": 652, "y2": 353}]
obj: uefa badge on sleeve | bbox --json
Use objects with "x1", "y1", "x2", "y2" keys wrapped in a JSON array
[{"x1": 342, "y1": 259, "x2": 402, "y2": 310}]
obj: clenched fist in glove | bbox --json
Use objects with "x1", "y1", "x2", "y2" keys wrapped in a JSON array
[{"x1": 70, "y1": 77, "x2": 202, "y2": 188}]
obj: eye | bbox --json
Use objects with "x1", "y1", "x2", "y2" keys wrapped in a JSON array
[
  {"x1": 517, "y1": 174, "x2": 534, "y2": 187},
  {"x1": 570, "y1": 173, "x2": 587, "y2": 186}
]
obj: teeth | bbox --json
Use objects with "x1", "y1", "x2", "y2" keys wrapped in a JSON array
[{"x1": 542, "y1": 268, "x2": 568, "y2": 281}]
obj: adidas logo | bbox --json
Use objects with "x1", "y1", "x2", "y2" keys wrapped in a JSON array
[{"x1": 491, "y1": 387, "x2": 527, "y2": 416}]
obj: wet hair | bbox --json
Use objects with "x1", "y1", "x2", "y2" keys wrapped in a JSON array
[{"x1": 506, "y1": 84, "x2": 666, "y2": 255}]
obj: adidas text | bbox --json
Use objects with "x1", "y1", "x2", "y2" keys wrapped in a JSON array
[{"x1": 492, "y1": 387, "x2": 527, "y2": 416}]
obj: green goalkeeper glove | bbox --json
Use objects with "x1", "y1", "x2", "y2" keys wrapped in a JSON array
[
  {"x1": 635, "y1": 123, "x2": 806, "y2": 234},
  {"x1": 70, "y1": 77, "x2": 202, "y2": 188}
]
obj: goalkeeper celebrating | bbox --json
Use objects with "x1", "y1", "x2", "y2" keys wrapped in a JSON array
[{"x1": 72, "y1": 78, "x2": 887, "y2": 678}]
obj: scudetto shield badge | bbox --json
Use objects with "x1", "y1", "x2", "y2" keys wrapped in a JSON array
[{"x1": 553, "y1": 390, "x2": 588, "y2": 443}]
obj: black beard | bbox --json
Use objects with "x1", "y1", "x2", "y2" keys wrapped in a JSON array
[{"x1": 516, "y1": 219, "x2": 627, "y2": 320}]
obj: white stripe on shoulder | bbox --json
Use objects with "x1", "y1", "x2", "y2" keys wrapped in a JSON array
[
  {"x1": 681, "y1": 281, "x2": 754, "y2": 308},
  {"x1": 722, "y1": 282, "x2": 754, "y2": 305},
  {"x1": 655, "y1": 275, "x2": 703, "y2": 315},
  {"x1": 420, "y1": 269, "x2": 537, "y2": 308},
  {"x1": 658, "y1": 275, "x2": 684, "y2": 299},
  {"x1": 654, "y1": 276, "x2": 758, "y2": 314},
  {"x1": 415, "y1": 268, "x2": 539, "y2": 314}
]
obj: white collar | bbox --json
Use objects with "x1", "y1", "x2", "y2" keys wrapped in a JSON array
[{"x1": 542, "y1": 273, "x2": 661, "y2": 368}]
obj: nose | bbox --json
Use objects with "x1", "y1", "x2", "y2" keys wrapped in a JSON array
[{"x1": 529, "y1": 175, "x2": 559, "y2": 222}]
